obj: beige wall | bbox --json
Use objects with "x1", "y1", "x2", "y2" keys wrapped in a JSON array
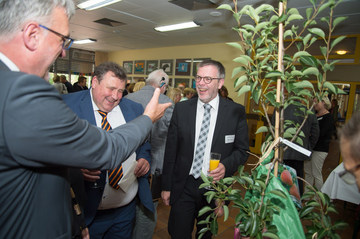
[{"x1": 96, "y1": 42, "x2": 247, "y2": 105}]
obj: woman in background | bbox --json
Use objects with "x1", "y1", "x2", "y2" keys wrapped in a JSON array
[
  {"x1": 167, "y1": 87, "x2": 182, "y2": 104},
  {"x1": 304, "y1": 96, "x2": 334, "y2": 190}
]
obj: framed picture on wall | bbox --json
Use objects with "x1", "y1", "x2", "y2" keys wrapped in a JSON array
[
  {"x1": 160, "y1": 59, "x2": 174, "y2": 75},
  {"x1": 146, "y1": 60, "x2": 159, "y2": 74},
  {"x1": 134, "y1": 60, "x2": 145, "y2": 74},
  {"x1": 192, "y1": 58, "x2": 211, "y2": 76},
  {"x1": 175, "y1": 59, "x2": 191, "y2": 76},
  {"x1": 123, "y1": 61, "x2": 133, "y2": 74}
]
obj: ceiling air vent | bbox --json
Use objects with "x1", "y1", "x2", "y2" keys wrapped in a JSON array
[
  {"x1": 169, "y1": 0, "x2": 217, "y2": 11},
  {"x1": 94, "y1": 18, "x2": 125, "y2": 27}
]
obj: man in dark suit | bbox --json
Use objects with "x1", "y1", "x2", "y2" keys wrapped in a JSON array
[
  {"x1": 161, "y1": 59, "x2": 249, "y2": 239},
  {"x1": 63, "y1": 62, "x2": 154, "y2": 238},
  {"x1": 0, "y1": 1, "x2": 171, "y2": 238}
]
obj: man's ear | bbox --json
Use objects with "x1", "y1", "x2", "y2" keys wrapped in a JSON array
[
  {"x1": 218, "y1": 78, "x2": 225, "y2": 89},
  {"x1": 92, "y1": 76, "x2": 98, "y2": 88},
  {"x1": 22, "y1": 22, "x2": 41, "y2": 51}
]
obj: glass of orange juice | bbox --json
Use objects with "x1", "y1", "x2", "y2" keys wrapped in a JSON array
[{"x1": 209, "y1": 152, "x2": 221, "y2": 171}]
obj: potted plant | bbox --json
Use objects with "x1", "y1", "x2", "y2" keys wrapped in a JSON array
[{"x1": 198, "y1": 0, "x2": 348, "y2": 238}]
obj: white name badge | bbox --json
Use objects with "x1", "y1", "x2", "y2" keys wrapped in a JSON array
[{"x1": 225, "y1": 135, "x2": 235, "y2": 144}]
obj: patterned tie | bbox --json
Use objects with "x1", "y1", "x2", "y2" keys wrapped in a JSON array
[
  {"x1": 98, "y1": 110, "x2": 123, "y2": 190},
  {"x1": 192, "y1": 104, "x2": 212, "y2": 179}
]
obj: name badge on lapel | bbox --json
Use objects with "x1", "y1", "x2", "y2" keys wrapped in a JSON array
[{"x1": 225, "y1": 135, "x2": 235, "y2": 144}]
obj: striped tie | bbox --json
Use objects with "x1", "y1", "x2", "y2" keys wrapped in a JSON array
[
  {"x1": 98, "y1": 110, "x2": 123, "y2": 190},
  {"x1": 192, "y1": 103, "x2": 212, "y2": 179}
]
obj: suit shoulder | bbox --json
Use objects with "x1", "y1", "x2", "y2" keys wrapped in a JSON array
[{"x1": 121, "y1": 98, "x2": 143, "y2": 111}]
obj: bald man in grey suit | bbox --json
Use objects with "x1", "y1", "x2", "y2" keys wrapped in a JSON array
[{"x1": 0, "y1": 1, "x2": 171, "y2": 238}]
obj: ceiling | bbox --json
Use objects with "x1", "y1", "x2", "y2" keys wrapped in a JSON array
[{"x1": 70, "y1": 0, "x2": 360, "y2": 53}]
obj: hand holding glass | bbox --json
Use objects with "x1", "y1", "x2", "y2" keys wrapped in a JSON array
[{"x1": 209, "y1": 152, "x2": 221, "y2": 171}]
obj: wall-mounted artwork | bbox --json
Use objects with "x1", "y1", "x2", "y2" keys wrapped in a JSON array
[
  {"x1": 160, "y1": 59, "x2": 174, "y2": 75},
  {"x1": 192, "y1": 58, "x2": 211, "y2": 76},
  {"x1": 123, "y1": 61, "x2": 133, "y2": 74},
  {"x1": 146, "y1": 60, "x2": 159, "y2": 74},
  {"x1": 134, "y1": 60, "x2": 145, "y2": 74},
  {"x1": 175, "y1": 59, "x2": 191, "y2": 76}
]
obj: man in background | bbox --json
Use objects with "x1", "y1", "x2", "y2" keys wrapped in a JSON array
[
  {"x1": 0, "y1": 0, "x2": 171, "y2": 238},
  {"x1": 126, "y1": 69, "x2": 174, "y2": 239},
  {"x1": 161, "y1": 59, "x2": 249, "y2": 239},
  {"x1": 61, "y1": 74, "x2": 74, "y2": 93},
  {"x1": 73, "y1": 75, "x2": 88, "y2": 91},
  {"x1": 63, "y1": 62, "x2": 154, "y2": 238}
]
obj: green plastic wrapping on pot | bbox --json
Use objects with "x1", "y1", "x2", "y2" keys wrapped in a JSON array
[{"x1": 247, "y1": 164, "x2": 305, "y2": 239}]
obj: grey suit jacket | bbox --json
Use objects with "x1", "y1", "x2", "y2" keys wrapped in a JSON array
[
  {"x1": 0, "y1": 61, "x2": 152, "y2": 238},
  {"x1": 126, "y1": 85, "x2": 174, "y2": 174}
]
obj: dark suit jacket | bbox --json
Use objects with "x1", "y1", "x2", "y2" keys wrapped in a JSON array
[
  {"x1": 62, "y1": 91, "x2": 154, "y2": 226},
  {"x1": 0, "y1": 60, "x2": 152, "y2": 238},
  {"x1": 162, "y1": 97, "x2": 249, "y2": 204}
]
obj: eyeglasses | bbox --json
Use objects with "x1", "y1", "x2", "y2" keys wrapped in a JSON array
[
  {"x1": 39, "y1": 25, "x2": 74, "y2": 50},
  {"x1": 195, "y1": 75, "x2": 221, "y2": 84},
  {"x1": 339, "y1": 164, "x2": 360, "y2": 185}
]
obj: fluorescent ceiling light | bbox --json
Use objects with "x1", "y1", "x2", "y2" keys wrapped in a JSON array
[
  {"x1": 77, "y1": 0, "x2": 122, "y2": 11},
  {"x1": 73, "y1": 39, "x2": 97, "y2": 44},
  {"x1": 154, "y1": 21, "x2": 200, "y2": 32}
]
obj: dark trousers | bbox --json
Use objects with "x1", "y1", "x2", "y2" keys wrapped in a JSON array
[
  {"x1": 283, "y1": 159, "x2": 304, "y2": 196},
  {"x1": 168, "y1": 176, "x2": 213, "y2": 239},
  {"x1": 88, "y1": 199, "x2": 136, "y2": 239}
]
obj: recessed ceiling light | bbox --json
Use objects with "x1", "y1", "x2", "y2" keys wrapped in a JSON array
[
  {"x1": 77, "y1": 0, "x2": 122, "y2": 11},
  {"x1": 336, "y1": 50, "x2": 347, "y2": 55},
  {"x1": 73, "y1": 39, "x2": 97, "y2": 44},
  {"x1": 154, "y1": 21, "x2": 200, "y2": 32}
]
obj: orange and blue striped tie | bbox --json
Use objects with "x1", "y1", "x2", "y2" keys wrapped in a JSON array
[{"x1": 98, "y1": 110, "x2": 123, "y2": 190}]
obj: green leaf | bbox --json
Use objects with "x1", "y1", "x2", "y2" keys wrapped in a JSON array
[
  {"x1": 227, "y1": 42, "x2": 244, "y2": 51},
  {"x1": 262, "y1": 232, "x2": 280, "y2": 239},
  {"x1": 205, "y1": 191, "x2": 216, "y2": 204},
  {"x1": 287, "y1": 13, "x2": 303, "y2": 22},
  {"x1": 198, "y1": 206, "x2": 212, "y2": 217},
  {"x1": 333, "y1": 16, "x2": 347, "y2": 28},
  {"x1": 299, "y1": 206, "x2": 315, "y2": 218},
  {"x1": 284, "y1": 29, "x2": 293, "y2": 39},
  {"x1": 256, "y1": 126, "x2": 268, "y2": 134},
  {"x1": 277, "y1": 14, "x2": 287, "y2": 23},
  {"x1": 320, "y1": 46, "x2": 327, "y2": 57},
  {"x1": 318, "y1": 2, "x2": 331, "y2": 14},
  {"x1": 234, "y1": 75, "x2": 248, "y2": 88},
  {"x1": 255, "y1": 4, "x2": 274, "y2": 14},
  {"x1": 323, "y1": 82, "x2": 337, "y2": 94},
  {"x1": 293, "y1": 80, "x2": 314, "y2": 90},
  {"x1": 330, "y1": 35, "x2": 346, "y2": 51},
  {"x1": 201, "y1": 172, "x2": 210, "y2": 184},
  {"x1": 269, "y1": 189, "x2": 287, "y2": 199},
  {"x1": 210, "y1": 218, "x2": 218, "y2": 235},
  {"x1": 303, "y1": 33, "x2": 312, "y2": 46},
  {"x1": 265, "y1": 71, "x2": 282, "y2": 78},
  {"x1": 223, "y1": 205, "x2": 229, "y2": 221},
  {"x1": 294, "y1": 51, "x2": 312, "y2": 59},
  {"x1": 290, "y1": 70, "x2": 303, "y2": 77},
  {"x1": 233, "y1": 55, "x2": 253, "y2": 65},
  {"x1": 306, "y1": 8, "x2": 313, "y2": 20},
  {"x1": 308, "y1": 27, "x2": 325, "y2": 39},
  {"x1": 300, "y1": 55, "x2": 318, "y2": 67},
  {"x1": 232, "y1": 67, "x2": 245, "y2": 79},
  {"x1": 303, "y1": 67, "x2": 319, "y2": 76},
  {"x1": 255, "y1": 21, "x2": 269, "y2": 32},
  {"x1": 217, "y1": 4, "x2": 233, "y2": 12},
  {"x1": 238, "y1": 85, "x2": 251, "y2": 96}
]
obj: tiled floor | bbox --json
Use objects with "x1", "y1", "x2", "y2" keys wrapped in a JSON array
[{"x1": 153, "y1": 139, "x2": 359, "y2": 238}]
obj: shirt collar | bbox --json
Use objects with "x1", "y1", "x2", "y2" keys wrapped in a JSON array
[
  {"x1": 0, "y1": 52, "x2": 20, "y2": 71},
  {"x1": 197, "y1": 94, "x2": 219, "y2": 111}
]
